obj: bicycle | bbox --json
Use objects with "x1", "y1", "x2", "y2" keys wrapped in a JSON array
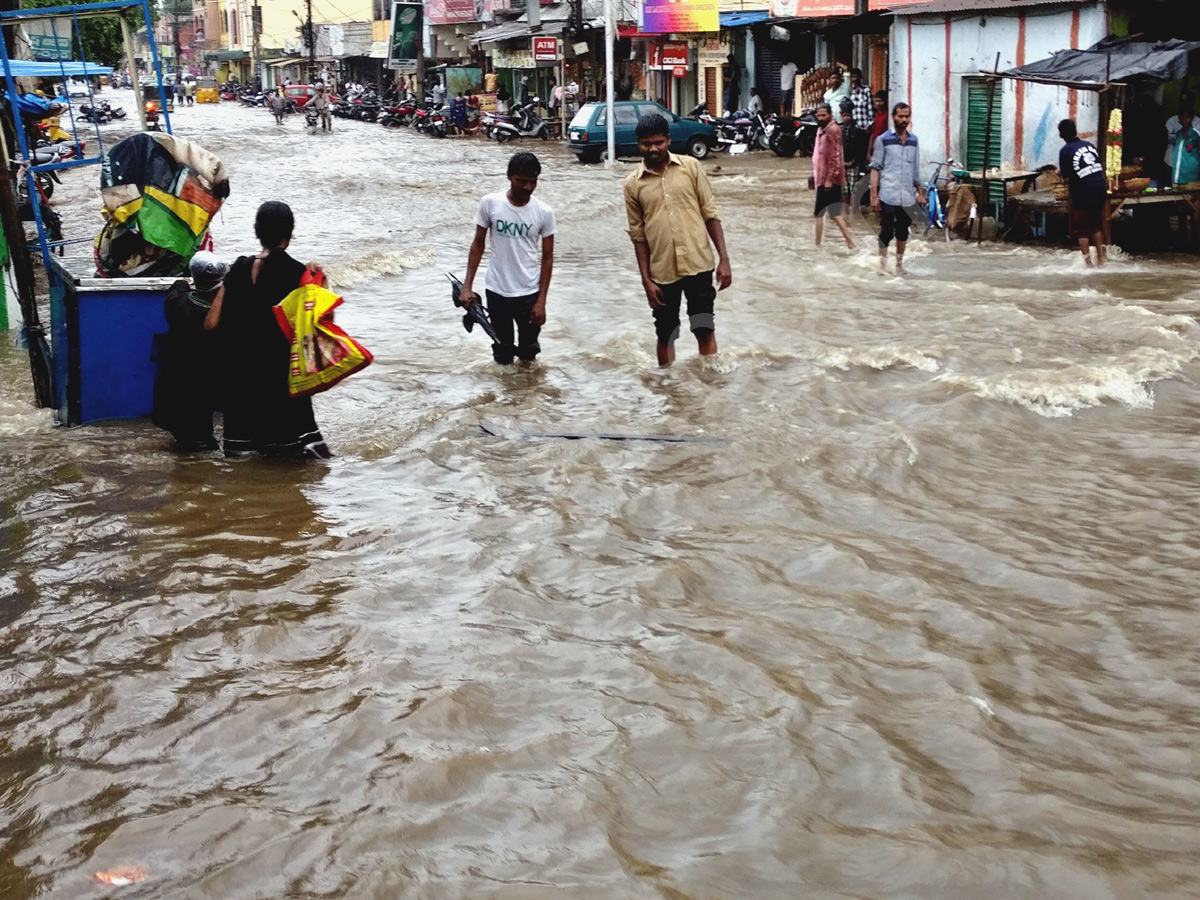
[{"x1": 922, "y1": 158, "x2": 959, "y2": 240}]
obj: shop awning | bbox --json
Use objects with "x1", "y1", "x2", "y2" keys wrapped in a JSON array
[
  {"x1": 1003, "y1": 37, "x2": 1200, "y2": 89},
  {"x1": 719, "y1": 10, "x2": 770, "y2": 27},
  {"x1": 1, "y1": 59, "x2": 113, "y2": 77},
  {"x1": 266, "y1": 57, "x2": 304, "y2": 68},
  {"x1": 472, "y1": 20, "x2": 569, "y2": 44},
  {"x1": 203, "y1": 49, "x2": 250, "y2": 62}
]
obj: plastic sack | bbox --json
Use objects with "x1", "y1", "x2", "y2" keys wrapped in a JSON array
[{"x1": 273, "y1": 281, "x2": 372, "y2": 397}]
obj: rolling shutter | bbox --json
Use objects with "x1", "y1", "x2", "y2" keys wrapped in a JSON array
[{"x1": 966, "y1": 78, "x2": 1004, "y2": 202}]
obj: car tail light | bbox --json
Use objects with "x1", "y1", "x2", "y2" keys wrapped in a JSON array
[{"x1": 579, "y1": 132, "x2": 587, "y2": 142}]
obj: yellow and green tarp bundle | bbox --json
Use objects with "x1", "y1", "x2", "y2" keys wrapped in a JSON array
[{"x1": 96, "y1": 133, "x2": 230, "y2": 277}]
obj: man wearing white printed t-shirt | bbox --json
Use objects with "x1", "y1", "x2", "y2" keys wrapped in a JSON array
[{"x1": 461, "y1": 152, "x2": 556, "y2": 366}]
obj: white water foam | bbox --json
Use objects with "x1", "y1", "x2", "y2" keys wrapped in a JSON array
[
  {"x1": 816, "y1": 346, "x2": 942, "y2": 373},
  {"x1": 326, "y1": 246, "x2": 436, "y2": 288},
  {"x1": 934, "y1": 345, "x2": 1197, "y2": 418}
]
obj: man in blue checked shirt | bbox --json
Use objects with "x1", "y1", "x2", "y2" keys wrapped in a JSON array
[{"x1": 869, "y1": 102, "x2": 926, "y2": 273}]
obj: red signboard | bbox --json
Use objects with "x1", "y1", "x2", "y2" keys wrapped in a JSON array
[
  {"x1": 649, "y1": 41, "x2": 688, "y2": 69},
  {"x1": 533, "y1": 36, "x2": 559, "y2": 62}
]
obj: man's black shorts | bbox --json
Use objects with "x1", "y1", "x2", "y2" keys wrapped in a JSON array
[
  {"x1": 878, "y1": 201, "x2": 913, "y2": 247},
  {"x1": 652, "y1": 270, "x2": 716, "y2": 345},
  {"x1": 814, "y1": 184, "x2": 844, "y2": 218}
]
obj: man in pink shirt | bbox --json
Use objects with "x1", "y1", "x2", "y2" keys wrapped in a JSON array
[{"x1": 813, "y1": 103, "x2": 856, "y2": 249}]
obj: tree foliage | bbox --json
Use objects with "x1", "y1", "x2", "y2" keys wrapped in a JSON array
[{"x1": 20, "y1": 0, "x2": 128, "y2": 69}]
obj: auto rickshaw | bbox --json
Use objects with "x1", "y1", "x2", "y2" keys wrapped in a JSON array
[{"x1": 196, "y1": 76, "x2": 219, "y2": 104}]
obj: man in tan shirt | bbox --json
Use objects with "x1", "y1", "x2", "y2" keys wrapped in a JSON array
[{"x1": 624, "y1": 113, "x2": 732, "y2": 367}]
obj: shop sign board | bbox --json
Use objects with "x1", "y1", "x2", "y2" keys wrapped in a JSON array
[
  {"x1": 492, "y1": 48, "x2": 537, "y2": 69},
  {"x1": 533, "y1": 37, "x2": 560, "y2": 62},
  {"x1": 697, "y1": 40, "x2": 727, "y2": 68},
  {"x1": 649, "y1": 41, "x2": 688, "y2": 70},
  {"x1": 386, "y1": 1, "x2": 422, "y2": 70},
  {"x1": 640, "y1": 0, "x2": 717, "y2": 34},
  {"x1": 768, "y1": 0, "x2": 852, "y2": 15}
]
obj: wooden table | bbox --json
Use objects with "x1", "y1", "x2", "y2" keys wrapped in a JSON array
[{"x1": 1106, "y1": 188, "x2": 1200, "y2": 248}]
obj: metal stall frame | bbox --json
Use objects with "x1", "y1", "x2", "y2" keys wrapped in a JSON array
[{"x1": 0, "y1": 0, "x2": 172, "y2": 274}]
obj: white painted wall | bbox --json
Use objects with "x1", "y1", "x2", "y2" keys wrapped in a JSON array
[{"x1": 890, "y1": 2, "x2": 1108, "y2": 171}]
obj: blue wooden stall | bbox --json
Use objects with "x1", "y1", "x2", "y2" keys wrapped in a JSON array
[{"x1": 1, "y1": 0, "x2": 177, "y2": 425}]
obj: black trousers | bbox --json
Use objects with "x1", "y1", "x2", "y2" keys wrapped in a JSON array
[{"x1": 486, "y1": 289, "x2": 541, "y2": 364}]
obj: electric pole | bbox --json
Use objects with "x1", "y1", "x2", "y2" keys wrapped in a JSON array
[{"x1": 307, "y1": 0, "x2": 316, "y2": 84}]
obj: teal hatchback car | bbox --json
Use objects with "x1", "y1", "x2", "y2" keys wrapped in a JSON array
[{"x1": 568, "y1": 100, "x2": 716, "y2": 163}]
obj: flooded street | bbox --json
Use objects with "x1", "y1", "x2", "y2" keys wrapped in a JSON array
[{"x1": 3, "y1": 95, "x2": 1200, "y2": 899}]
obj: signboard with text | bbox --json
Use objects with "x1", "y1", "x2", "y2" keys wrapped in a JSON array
[
  {"x1": 386, "y1": 1, "x2": 422, "y2": 71},
  {"x1": 426, "y1": 0, "x2": 477, "y2": 25},
  {"x1": 24, "y1": 18, "x2": 73, "y2": 61},
  {"x1": 649, "y1": 42, "x2": 688, "y2": 69},
  {"x1": 533, "y1": 36, "x2": 560, "y2": 62},
  {"x1": 640, "y1": 0, "x2": 717, "y2": 34}
]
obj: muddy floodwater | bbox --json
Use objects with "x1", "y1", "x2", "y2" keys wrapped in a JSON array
[{"x1": 2, "y1": 95, "x2": 1200, "y2": 899}]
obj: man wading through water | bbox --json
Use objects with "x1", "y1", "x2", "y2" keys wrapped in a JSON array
[
  {"x1": 625, "y1": 113, "x2": 732, "y2": 367},
  {"x1": 460, "y1": 152, "x2": 555, "y2": 367},
  {"x1": 869, "y1": 102, "x2": 925, "y2": 273}
]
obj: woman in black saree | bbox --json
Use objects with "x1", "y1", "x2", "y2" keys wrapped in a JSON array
[{"x1": 216, "y1": 201, "x2": 332, "y2": 459}]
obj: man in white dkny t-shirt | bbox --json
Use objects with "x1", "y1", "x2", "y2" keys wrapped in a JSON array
[{"x1": 460, "y1": 152, "x2": 556, "y2": 367}]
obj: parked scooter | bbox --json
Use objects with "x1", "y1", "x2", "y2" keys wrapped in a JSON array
[
  {"x1": 491, "y1": 98, "x2": 548, "y2": 142},
  {"x1": 769, "y1": 107, "x2": 818, "y2": 158},
  {"x1": 100, "y1": 100, "x2": 126, "y2": 119}
]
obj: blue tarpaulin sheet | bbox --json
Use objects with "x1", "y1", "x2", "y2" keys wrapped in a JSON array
[
  {"x1": 719, "y1": 10, "x2": 770, "y2": 27},
  {"x1": 3, "y1": 59, "x2": 114, "y2": 78}
]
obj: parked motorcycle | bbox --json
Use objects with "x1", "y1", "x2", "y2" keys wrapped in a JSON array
[
  {"x1": 491, "y1": 98, "x2": 548, "y2": 142},
  {"x1": 78, "y1": 103, "x2": 110, "y2": 125},
  {"x1": 100, "y1": 100, "x2": 126, "y2": 119},
  {"x1": 769, "y1": 107, "x2": 818, "y2": 158}
]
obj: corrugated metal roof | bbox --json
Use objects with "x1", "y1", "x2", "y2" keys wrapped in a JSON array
[{"x1": 888, "y1": 0, "x2": 1093, "y2": 16}]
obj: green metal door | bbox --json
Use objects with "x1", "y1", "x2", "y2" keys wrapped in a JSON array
[{"x1": 966, "y1": 78, "x2": 1003, "y2": 201}]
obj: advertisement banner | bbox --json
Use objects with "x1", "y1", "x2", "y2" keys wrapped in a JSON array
[
  {"x1": 649, "y1": 41, "x2": 688, "y2": 69},
  {"x1": 426, "y1": 0, "x2": 477, "y2": 25},
  {"x1": 386, "y1": 1, "x2": 422, "y2": 71},
  {"x1": 640, "y1": 0, "x2": 718, "y2": 34},
  {"x1": 768, "y1": 0, "x2": 852, "y2": 15},
  {"x1": 533, "y1": 36, "x2": 560, "y2": 62}
]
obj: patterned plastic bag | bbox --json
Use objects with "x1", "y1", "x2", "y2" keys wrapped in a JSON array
[{"x1": 273, "y1": 276, "x2": 372, "y2": 397}]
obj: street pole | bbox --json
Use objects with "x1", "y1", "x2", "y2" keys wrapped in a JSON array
[
  {"x1": 307, "y1": 0, "x2": 315, "y2": 84},
  {"x1": 604, "y1": 0, "x2": 614, "y2": 168},
  {"x1": 853, "y1": 0, "x2": 867, "y2": 79}
]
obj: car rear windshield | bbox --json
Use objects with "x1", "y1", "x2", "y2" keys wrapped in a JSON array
[{"x1": 569, "y1": 105, "x2": 595, "y2": 128}]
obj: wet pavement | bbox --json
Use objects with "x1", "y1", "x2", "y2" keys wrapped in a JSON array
[{"x1": 2, "y1": 92, "x2": 1200, "y2": 899}]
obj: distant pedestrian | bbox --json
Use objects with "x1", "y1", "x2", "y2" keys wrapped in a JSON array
[
  {"x1": 779, "y1": 60, "x2": 797, "y2": 116},
  {"x1": 459, "y1": 152, "x2": 556, "y2": 367},
  {"x1": 185, "y1": 79, "x2": 195, "y2": 105},
  {"x1": 174, "y1": 79, "x2": 185, "y2": 106},
  {"x1": 624, "y1": 113, "x2": 732, "y2": 367},
  {"x1": 496, "y1": 80, "x2": 510, "y2": 115},
  {"x1": 848, "y1": 67, "x2": 873, "y2": 131},
  {"x1": 1058, "y1": 118, "x2": 1108, "y2": 267},
  {"x1": 813, "y1": 104, "x2": 856, "y2": 250},
  {"x1": 724, "y1": 54, "x2": 741, "y2": 114},
  {"x1": 869, "y1": 102, "x2": 925, "y2": 272},
  {"x1": 839, "y1": 99, "x2": 867, "y2": 215},
  {"x1": 748, "y1": 86, "x2": 763, "y2": 116},
  {"x1": 268, "y1": 88, "x2": 286, "y2": 125},
  {"x1": 823, "y1": 68, "x2": 850, "y2": 111},
  {"x1": 866, "y1": 90, "x2": 888, "y2": 162}
]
